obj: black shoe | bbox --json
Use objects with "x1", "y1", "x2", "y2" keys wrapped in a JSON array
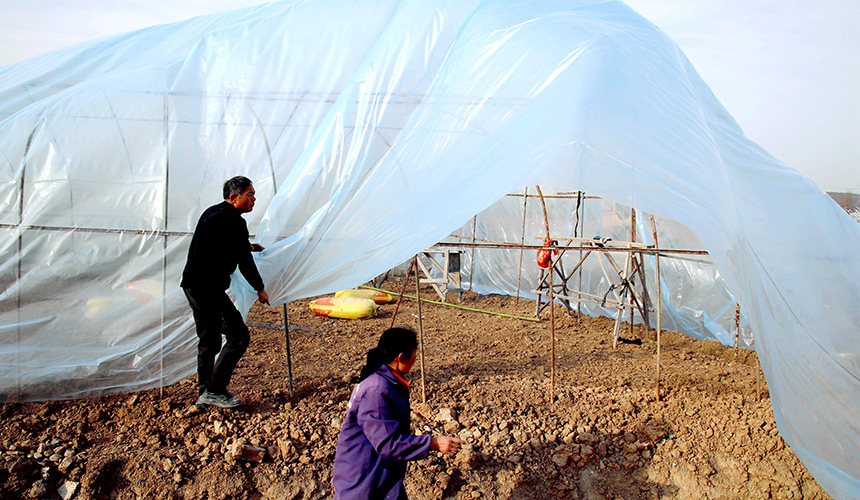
[{"x1": 195, "y1": 390, "x2": 242, "y2": 408}]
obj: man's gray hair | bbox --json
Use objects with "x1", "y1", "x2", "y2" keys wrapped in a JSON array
[{"x1": 223, "y1": 176, "x2": 253, "y2": 199}]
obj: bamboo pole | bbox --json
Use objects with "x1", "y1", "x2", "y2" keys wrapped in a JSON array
[
  {"x1": 469, "y1": 216, "x2": 477, "y2": 292},
  {"x1": 734, "y1": 302, "x2": 740, "y2": 357},
  {"x1": 535, "y1": 186, "x2": 555, "y2": 401},
  {"x1": 389, "y1": 258, "x2": 416, "y2": 329},
  {"x1": 434, "y1": 241, "x2": 706, "y2": 255},
  {"x1": 515, "y1": 187, "x2": 528, "y2": 305},
  {"x1": 362, "y1": 287, "x2": 540, "y2": 322},
  {"x1": 283, "y1": 304, "x2": 294, "y2": 397},
  {"x1": 629, "y1": 209, "x2": 636, "y2": 337},
  {"x1": 415, "y1": 260, "x2": 427, "y2": 405},
  {"x1": 505, "y1": 192, "x2": 601, "y2": 200},
  {"x1": 611, "y1": 248, "x2": 633, "y2": 349},
  {"x1": 159, "y1": 93, "x2": 171, "y2": 399},
  {"x1": 650, "y1": 215, "x2": 662, "y2": 402},
  {"x1": 576, "y1": 192, "x2": 583, "y2": 325},
  {"x1": 15, "y1": 127, "x2": 37, "y2": 401}
]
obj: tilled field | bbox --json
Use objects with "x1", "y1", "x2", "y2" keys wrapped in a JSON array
[{"x1": 0, "y1": 280, "x2": 831, "y2": 499}]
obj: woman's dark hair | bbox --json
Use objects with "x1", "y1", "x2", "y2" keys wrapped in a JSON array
[
  {"x1": 223, "y1": 176, "x2": 253, "y2": 199},
  {"x1": 356, "y1": 327, "x2": 418, "y2": 383}
]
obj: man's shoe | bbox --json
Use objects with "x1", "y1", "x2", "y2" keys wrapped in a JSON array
[{"x1": 195, "y1": 390, "x2": 242, "y2": 408}]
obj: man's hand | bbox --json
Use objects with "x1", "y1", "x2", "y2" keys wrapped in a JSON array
[
  {"x1": 430, "y1": 436, "x2": 464, "y2": 455},
  {"x1": 250, "y1": 243, "x2": 265, "y2": 252},
  {"x1": 257, "y1": 289, "x2": 270, "y2": 305}
]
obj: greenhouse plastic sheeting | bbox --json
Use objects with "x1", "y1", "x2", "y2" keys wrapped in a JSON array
[{"x1": 0, "y1": 1, "x2": 858, "y2": 497}]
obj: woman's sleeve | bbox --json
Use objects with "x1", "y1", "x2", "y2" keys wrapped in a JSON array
[{"x1": 356, "y1": 384, "x2": 431, "y2": 461}]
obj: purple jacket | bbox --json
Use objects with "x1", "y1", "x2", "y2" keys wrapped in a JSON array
[{"x1": 332, "y1": 364, "x2": 432, "y2": 500}]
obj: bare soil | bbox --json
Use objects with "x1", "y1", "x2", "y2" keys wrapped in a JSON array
[{"x1": 0, "y1": 277, "x2": 831, "y2": 500}]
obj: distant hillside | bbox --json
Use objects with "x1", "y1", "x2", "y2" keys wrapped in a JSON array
[{"x1": 828, "y1": 191, "x2": 860, "y2": 222}]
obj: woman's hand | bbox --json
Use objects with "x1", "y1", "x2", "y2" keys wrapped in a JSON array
[{"x1": 430, "y1": 436, "x2": 464, "y2": 455}]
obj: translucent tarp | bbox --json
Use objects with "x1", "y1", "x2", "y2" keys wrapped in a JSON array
[{"x1": 1, "y1": 1, "x2": 858, "y2": 497}]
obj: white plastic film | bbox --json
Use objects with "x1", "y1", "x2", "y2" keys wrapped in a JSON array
[{"x1": 1, "y1": 1, "x2": 858, "y2": 497}]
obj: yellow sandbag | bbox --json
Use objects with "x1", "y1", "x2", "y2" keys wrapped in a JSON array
[
  {"x1": 335, "y1": 288, "x2": 395, "y2": 304},
  {"x1": 309, "y1": 297, "x2": 378, "y2": 319}
]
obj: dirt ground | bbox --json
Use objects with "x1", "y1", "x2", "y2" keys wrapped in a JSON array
[{"x1": 0, "y1": 277, "x2": 832, "y2": 500}]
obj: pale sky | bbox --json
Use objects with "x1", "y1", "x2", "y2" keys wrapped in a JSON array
[{"x1": 1, "y1": 0, "x2": 858, "y2": 192}]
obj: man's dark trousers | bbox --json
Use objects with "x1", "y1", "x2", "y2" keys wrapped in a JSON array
[{"x1": 183, "y1": 287, "x2": 250, "y2": 395}]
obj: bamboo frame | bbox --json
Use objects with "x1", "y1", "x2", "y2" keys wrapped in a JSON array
[
  {"x1": 283, "y1": 304, "x2": 295, "y2": 397},
  {"x1": 650, "y1": 215, "x2": 663, "y2": 402},
  {"x1": 415, "y1": 258, "x2": 427, "y2": 405},
  {"x1": 415, "y1": 249, "x2": 463, "y2": 302},
  {"x1": 535, "y1": 186, "x2": 556, "y2": 401},
  {"x1": 469, "y1": 216, "x2": 477, "y2": 292},
  {"x1": 516, "y1": 187, "x2": 528, "y2": 305}
]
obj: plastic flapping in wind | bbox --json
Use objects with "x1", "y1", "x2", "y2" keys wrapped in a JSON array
[{"x1": 0, "y1": 1, "x2": 858, "y2": 497}]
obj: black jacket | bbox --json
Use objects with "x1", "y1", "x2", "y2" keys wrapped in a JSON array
[{"x1": 181, "y1": 201, "x2": 264, "y2": 292}]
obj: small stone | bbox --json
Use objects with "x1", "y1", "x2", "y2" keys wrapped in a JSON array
[
  {"x1": 58, "y1": 456, "x2": 75, "y2": 473},
  {"x1": 58, "y1": 481, "x2": 79, "y2": 500},
  {"x1": 29, "y1": 480, "x2": 50, "y2": 498},
  {"x1": 239, "y1": 445, "x2": 266, "y2": 462},
  {"x1": 49, "y1": 453, "x2": 63, "y2": 463},
  {"x1": 454, "y1": 444, "x2": 479, "y2": 470},
  {"x1": 443, "y1": 421, "x2": 460, "y2": 435},
  {"x1": 488, "y1": 432, "x2": 506, "y2": 447},
  {"x1": 437, "y1": 407, "x2": 457, "y2": 422},
  {"x1": 551, "y1": 450, "x2": 571, "y2": 467},
  {"x1": 577, "y1": 432, "x2": 599, "y2": 445}
]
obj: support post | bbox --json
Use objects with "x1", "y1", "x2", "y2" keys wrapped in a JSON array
[
  {"x1": 629, "y1": 209, "x2": 636, "y2": 337},
  {"x1": 734, "y1": 302, "x2": 740, "y2": 355},
  {"x1": 535, "y1": 186, "x2": 555, "y2": 401},
  {"x1": 650, "y1": 215, "x2": 662, "y2": 402},
  {"x1": 415, "y1": 259, "x2": 427, "y2": 404},
  {"x1": 389, "y1": 259, "x2": 415, "y2": 328},
  {"x1": 468, "y1": 216, "x2": 477, "y2": 291},
  {"x1": 516, "y1": 187, "x2": 528, "y2": 305},
  {"x1": 283, "y1": 304, "x2": 294, "y2": 397}
]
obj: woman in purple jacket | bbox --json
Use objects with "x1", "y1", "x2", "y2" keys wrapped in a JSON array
[{"x1": 332, "y1": 327, "x2": 462, "y2": 499}]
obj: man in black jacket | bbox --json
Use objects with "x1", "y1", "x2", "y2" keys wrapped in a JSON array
[{"x1": 181, "y1": 176, "x2": 270, "y2": 408}]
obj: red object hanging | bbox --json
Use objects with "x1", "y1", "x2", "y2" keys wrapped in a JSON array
[{"x1": 536, "y1": 239, "x2": 557, "y2": 268}]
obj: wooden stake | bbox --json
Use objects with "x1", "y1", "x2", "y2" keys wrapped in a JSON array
[
  {"x1": 629, "y1": 209, "x2": 636, "y2": 338},
  {"x1": 756, "y1": 360, "x2": 761, "y2": 401},
  {"x1": 389, "y1": 258, "x2": 415, "y2": 329},
  {"x1": 415, "y1": 259, "x2": 427, "y2": 405},
  {"x1": 535, "y1": 186, "x2": 555, "y2": 401},
  {"x1": 650, "y1": 214, "x2": 662, "y2": 402},
  {"x1": 734, "y1": 303, "x2": 740, "y2": 359},
  {"x1": 516, "y1": 187, "x2": 528, "y2": 305},
  {"x1": 283, "y1": 304, "x2": 294, "y2": 397},
  {"x1": 469, "y1": 215, "x2": 477, "y2": 292}
]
